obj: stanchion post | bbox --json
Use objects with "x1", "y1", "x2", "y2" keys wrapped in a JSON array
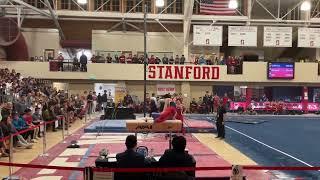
[
  {"x1": 62, "y1": 117, "x2": 65, "y2": 140},
  {"x1": 66, "y1": 113, "x2": 70, "y2": 136},
  {"x1": 9, "y1": 134, "x2": 14, "y2": 178},
  {"x1": 40, "y1": 122, "x2": 48, "y2": 157},
  {"x1": 5, "y1": 134, "x2": 19, "y2": 179}
]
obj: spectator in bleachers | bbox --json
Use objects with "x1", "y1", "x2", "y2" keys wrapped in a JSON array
[
  {"x1": 23, "y1": 109, "x2": 39, "y2": 141},
  {"x1": 148, "y1": 55, "x2": 156, "y2": 64},
  {"x1": 174, "y1": 55, "x2": 180, "y2": 64},
  {"x1": 106, "y1": 53, "x2": 112, "y2": 63},
  {"x1": 12, "y1": 112, "x2": 34, "y2": 144},
  {"x1": 198, "y1": 56, "x2": 206, "y2": 65},
  {"x1": 138, "y1": 55, "x2": 144, "y2": 64},
  {"x1": 180, "y1": 55, "x2": 185, "y2": 65},
  {"x1": 193, "y1": 56, "x2": 199, "y2": 65},
  {"x1": 132, "y1": 54, "x2": 139, "y2": 64},
  {"x1": 32, "y1": 107, "x2": 43, "y2": 126},
  {"x1": 14, "y1": 95, "x2": 27, "y2": 115},
  {"x1": 206, "y1": 57, "x2": 212, "y2": 65},
  {"x1": 119, "y1": 53, "x2": 126, "y2": 63},
  {"x1": 114, "y1": 55, "x2": 119, "y2": 63},
  {"x1": 159, "y1": 135, "x2": 196, "y2": 178},
  {"x1": 91, "y1": 55, "x2": 97, "y2": 63},
  {"x1": 126, "y1": 54, "x2": 133, "y2": 64},
  {"x1": 162, "y1": 54, "x2": 169, "y2": 64},
  {"x1": 155, "y1": 56, "x2": 161, "y2": 64},
  {"x1": 116, "y1": 135, "x2": 149, "y2": 179},
  {"x1": 169, "y1": 56, "x2": 174, "y2": 64}
]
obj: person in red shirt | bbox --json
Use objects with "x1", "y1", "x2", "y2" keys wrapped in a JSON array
[
  {"x1": 155, "y1": 102, "x2": 177, "y2": 123},
  {"x1": 222, "y1": 93, "x2": 229, "y2": 109},
  {"x1": 175, "y1": 100, "x2": 185, "y2": 135},
  {"x1": 57, "y1": 53, "x2": 64, "y2": 71},
  {"x1": 126, "y1": 54, "x2": 133, "y2": 64},
  {"x1": 23, "y1": 109, "x2": 39, "y2": 141},
  {"x1": 148, "y1": 55, "x2": 156, "y2": 64},
  {"x1": 213, "y1": 93, "x2": 220, "y2": 113},
  {"x1": 119, "y1": 53, "x2": 126, "y2": 63}
]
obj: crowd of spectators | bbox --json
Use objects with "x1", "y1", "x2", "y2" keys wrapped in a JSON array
[
  {"x1": 190, "y1": 91, "x2": 231, "y2": 114},
  {"x1": 91, "y1": 53, "x2": 187, "y2": 65},
  {"x1": 0, "y1": 68, "x2": 88, "y2": 158}
]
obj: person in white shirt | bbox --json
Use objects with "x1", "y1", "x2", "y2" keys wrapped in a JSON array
[{"x1": 150, "y1": 93, "x2": 157, "y2": 105}]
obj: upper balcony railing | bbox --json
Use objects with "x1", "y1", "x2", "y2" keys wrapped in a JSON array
[{"x1": 21, "y1": 0, "x2": 247, "y2": 16}]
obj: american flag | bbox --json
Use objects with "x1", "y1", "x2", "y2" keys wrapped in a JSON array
[{"x1": 200, "y1": 0, "x2": 237, "y2": 15}]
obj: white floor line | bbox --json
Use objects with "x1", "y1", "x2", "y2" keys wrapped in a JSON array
[{"x1": 225, "y1": 125, "x2": 314, "y2": 168}]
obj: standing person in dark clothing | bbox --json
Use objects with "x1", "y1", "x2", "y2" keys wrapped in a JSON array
[
  {"x1": 80, "y1": 53, "x2": 88, "y2": 72},
  {"x1": 87, "y1": 91, "x2": 93, "y2": 114},
  {"x1": 159, "y1": 136, "x2": 196, "y2": 178},
  {"x1": 132, "y1": 54, "x2": 139, "y2": 64},
  {"x1": 180, "y1": 55, "x2": 186, "y2": 65},
  {"x1": 97, "y1": 93, "x2": 102, "y2": 112},
  {"x1": 203, "y1": 91, "x2": 210, "y2": 114},
  {"x1": 149, "y1": 99, "x2": 158, "y2": 117},
  {"x1": 116, "y1": 135, "x2": 149, "y2": 180},
  {"x1": 123, "y1": 92, "x2": 133, "y2": 107},
  {"x1": 57, "y1": 53, "x2": 64, "y2": 71},
  {"x1": 162, "y1": 54, "x2": 169, "y2": 64},
  {"x1": 101, "y1": 90, "x2": 108, "y2": 109},
  {"x1": 216, "y1": 101, "x2": 226, "y2": 139}
]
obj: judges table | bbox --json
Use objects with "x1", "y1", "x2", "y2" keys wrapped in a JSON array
[
  {"x1": 104, "y1": 107, "x2": 135, "y2": 119},
  {"x1": 126, "y1": 119, "x2": 182, "y2": 149}
]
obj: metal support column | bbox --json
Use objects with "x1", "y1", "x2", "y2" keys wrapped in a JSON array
[{"x1": 143, "y1": 2, "x2": 147, "y2": 118}]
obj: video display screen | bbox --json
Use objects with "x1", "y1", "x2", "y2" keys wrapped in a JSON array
[{"x1": 267, "y1": 62, "x2": 294, "y2": 79}]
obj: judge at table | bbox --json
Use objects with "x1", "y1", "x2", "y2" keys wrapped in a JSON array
[
  {"x1": 116, "y1": 135, "x2": 149, "y2": 180},
  {"x1": 159, "y1": 136, "x2": 196, "y2": 178}
]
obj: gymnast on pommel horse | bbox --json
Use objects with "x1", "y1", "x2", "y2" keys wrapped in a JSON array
[{"x1": 155, "y1": 100, "x2": 185, "y2": 135}]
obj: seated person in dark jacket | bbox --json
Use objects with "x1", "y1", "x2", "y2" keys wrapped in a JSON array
[
  {"x1": 159, "y1": 136, "x2": 196, "y2": 179},
  {"x1": 116, "y1": 135, "x2": 149, "y2": 179}
]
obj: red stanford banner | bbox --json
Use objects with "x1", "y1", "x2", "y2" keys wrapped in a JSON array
[{"x1": 148, "y1": 65, "x2": 219, "y2": 80}]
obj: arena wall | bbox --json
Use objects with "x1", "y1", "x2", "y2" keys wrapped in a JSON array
[
  {"x1": 92, "y1": 30, "x2": 184, "y2": 56},
  {"x1": 22, "y1": 28, "x2": 61, "y2": 58},
  {"x1": 0, "y1": 62, "x2": 319, "y2": 84}
]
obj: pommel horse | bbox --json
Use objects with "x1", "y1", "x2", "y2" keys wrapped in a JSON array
[{"x1": 126, "y1": 118, "x2": 182, "y2": 149}]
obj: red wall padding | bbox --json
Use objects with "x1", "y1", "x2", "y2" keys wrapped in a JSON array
[{"x1": 5, "y1": 33, "x2": 29, "y2": 61}]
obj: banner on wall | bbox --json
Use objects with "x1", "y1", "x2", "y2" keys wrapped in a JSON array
[
  {"x1": 193, "y1": 25, "x2": 223, "y2": 46},
  {"x1": 230, "y1": 102, "x2": 319, "y2": 112},
  {"x1": 263, "y1": 27, "x2": 292, "y2": 47},
  {"x1": 148, "y1": 65, "x2": 220, "y2": 81},
  {"x1": 114, "y1": 84, "x2": 126, "y2": 104},
  {"x1": 94, "y1": 83, "x2": 115, "y2": 98},
  {"x1": 298, "y1": 28, "x2": 320, "y2": 48},
  {"x1": 228, "y1": 26, "x2": 257, "y2": 47},
  {"x1": 157, "y1": 84, "x2": 176, "y2": 95}
]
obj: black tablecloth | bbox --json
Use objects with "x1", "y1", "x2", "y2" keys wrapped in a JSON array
[{"x1": 104, "y1": 107, "x2": 135, "y2": 119}]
